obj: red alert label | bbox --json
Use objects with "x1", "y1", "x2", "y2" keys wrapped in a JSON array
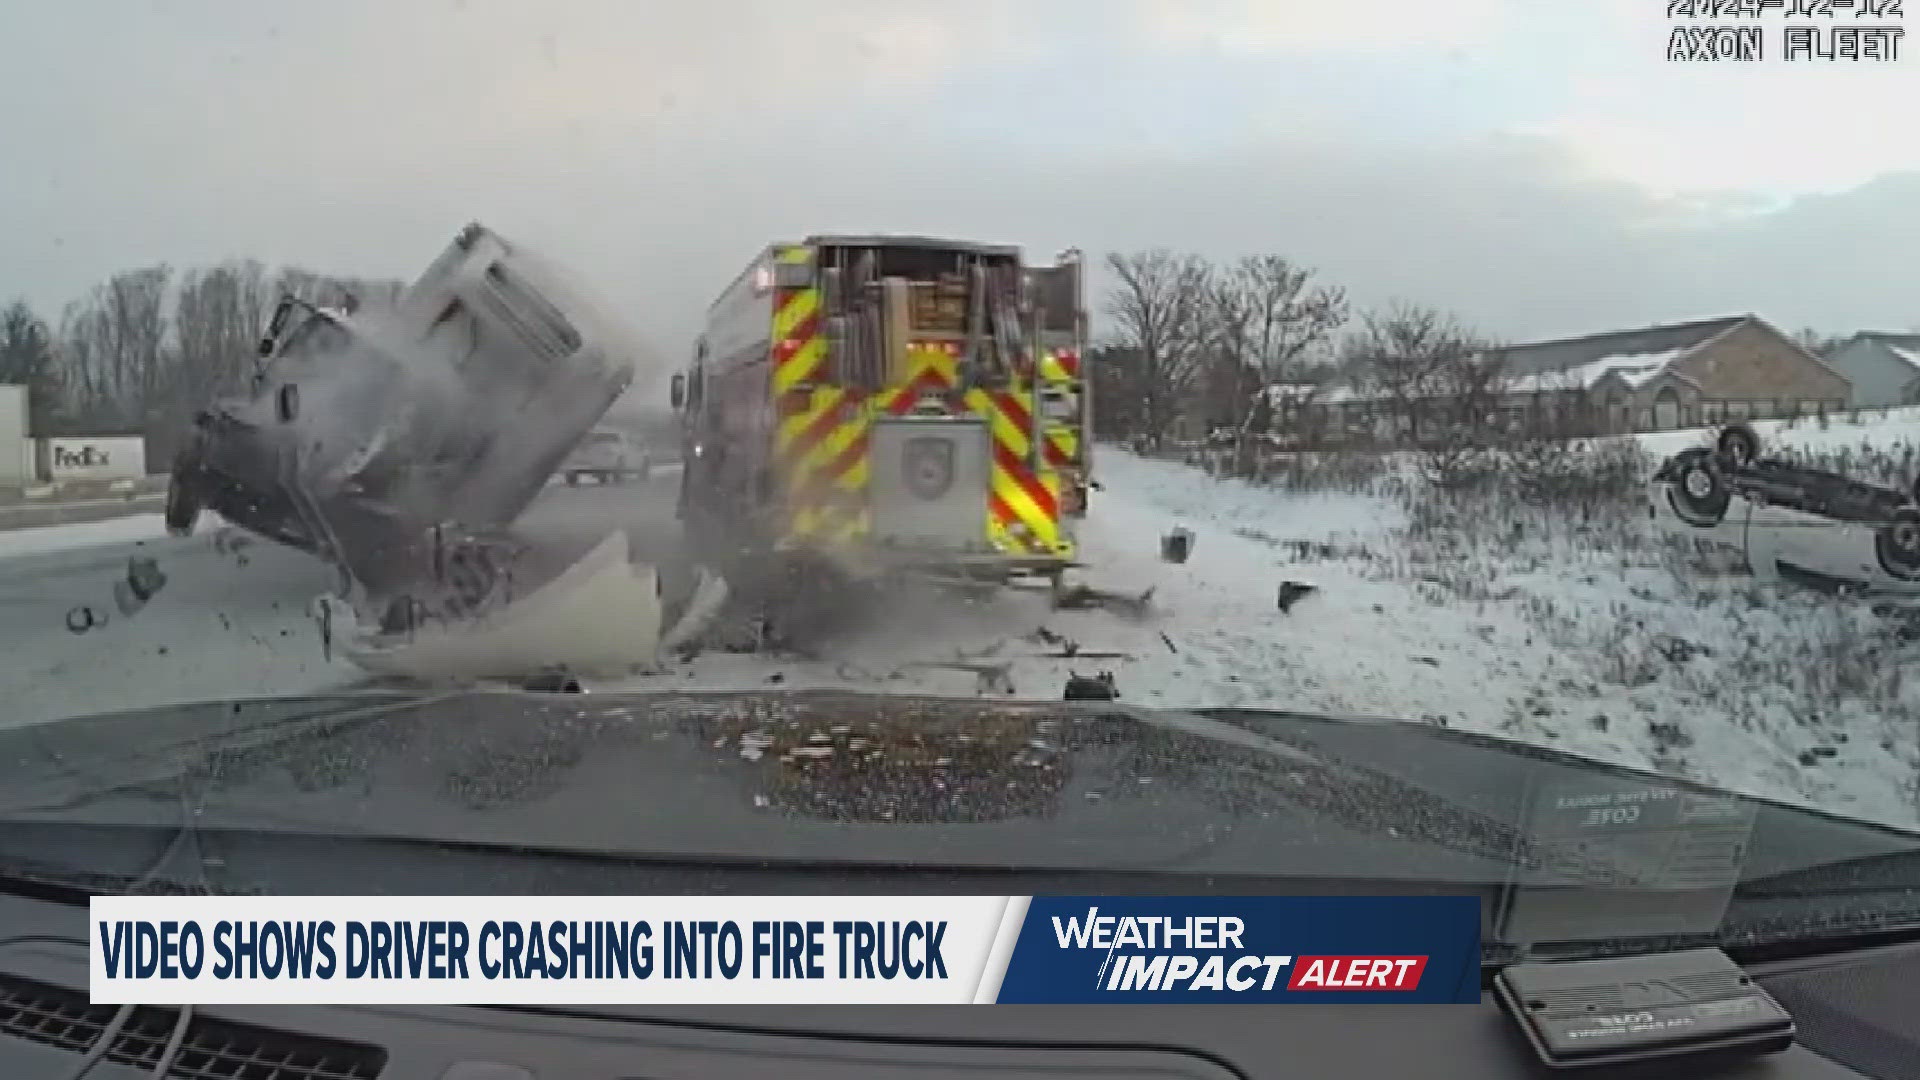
[{"x1": 1288, "y1": 956, "x2": 1428, "y2": 991}]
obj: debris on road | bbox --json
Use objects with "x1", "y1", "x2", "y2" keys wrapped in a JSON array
[
  {"x1": 1162, "y1": 527, "x2": 1194, "y2": 564},
  {"x1": 65, "y1": 605, "x2": 105, "y2": 634},
  {"x1": 113, "y1": 556, "x2": 167, "y2": 616},
  {"x1": 1063, "y1": 672, "x2": 1118, "y2": 701},
  {"x1": 1276, "y1": 580, "x2": 1316, "y2": 613},
  {"x1": 1054, "y1": 582, "x2": 1155, "y2": 618}
]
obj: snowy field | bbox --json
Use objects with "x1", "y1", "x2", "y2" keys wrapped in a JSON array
[{"x1": 3, "y1": 412, "x2": 1920, "y2": 831}]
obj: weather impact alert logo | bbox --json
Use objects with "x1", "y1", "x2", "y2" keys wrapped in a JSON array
[{"x1": 1050, "y1": 906, "x2": 1427, "y2": 994}]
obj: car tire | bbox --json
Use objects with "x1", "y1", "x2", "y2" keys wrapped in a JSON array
[
  {"x1": 1877, "y1": 507, "x2": 1920, "y2": 580},
  {"x1": 1666, "y1": 449, "x2": 1731, "y2": 527},
  {"x1": 1716, "y1": 423, "x2": 1760, "y2": 469},
  {"x1": 565, "y1": 472, "x2": 579, "y2": 486},
  {"x1": 164, "y1": 475, "x2": 201, "y2": 537}
]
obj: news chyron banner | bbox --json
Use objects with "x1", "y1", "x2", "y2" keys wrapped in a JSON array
[{"x1": 90, "y1": 895, "x2": 1481, "y2": 1005}]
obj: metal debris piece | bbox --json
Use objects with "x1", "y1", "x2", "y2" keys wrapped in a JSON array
[
  {"x1": 1159, "y1": 631, "x2": 1178, "y2": 654},
  {"x1": 65, "y1": 605, "x2": 106, "y2": 634},
  {"x1": 1064, "y1": 672, "x2": 1118, "y2": 701},
  {"x1": 1161, "y1": 527, "x2": 1194, "y2": 564},
  {"x1": 1277, "y1": 580, "x2": 1316, "y2": 613},
  {"x1": 1054, "y1": 583, "x2": 1155, "y2": 618},
  {"x1": 313, "y1": 598, "x2": 334, "y2": 662}
]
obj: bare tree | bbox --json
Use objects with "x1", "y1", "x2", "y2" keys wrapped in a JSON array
[
  {"x1": 0, "y1": 300, "x2": 61, "y2": 430},
  {"x1": 56, "y1": 265, "x2": 172, "y2": 432},
  {"x1": 1791, "y1": 327, "x2": 1846, "y2": 358},
  {"x1": 1345, "y1": 303, "x2": 1503, "y2": 477},
  {"x1": 162, "y1": 261, "x2": 276, "y2": 460},
  {"x1": 1087, "y1": 343, "x2": 1151, "y2": 440},
  {"x1": 1204, "y1": 255, "x2": 1348, "y2": 471},
  {"x1": 1102, "y1": 250, "x2": 1211, "y2": 446}
]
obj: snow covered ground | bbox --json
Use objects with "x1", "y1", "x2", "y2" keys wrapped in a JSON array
[
  {"x1": 2, "y1": 417, "x2": 1918, "y2": 830},
  {"x1": 639, "y1": 424, "x2": 1920, "y2": 830}
]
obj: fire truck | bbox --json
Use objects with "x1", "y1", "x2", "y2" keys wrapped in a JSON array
[{"x1": 672, "y1": 235, "x2": 1091, "y2": 595}]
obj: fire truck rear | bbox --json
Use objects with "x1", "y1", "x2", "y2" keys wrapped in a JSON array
[{"x1": 673, "y1": 235, "x2": 1090, "y2": 594}]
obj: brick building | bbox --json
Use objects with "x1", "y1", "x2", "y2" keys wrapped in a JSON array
[{"x1": 1273, "y1": 314, "x2": 1850, "y2": 445}]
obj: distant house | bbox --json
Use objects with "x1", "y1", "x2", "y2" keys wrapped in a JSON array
[
  {"x1": 1823, "y1": 331, "x2": 1920, "y2": 407},
  {"x1": 1487, "y1": 313, "x2": 1848, "y2": 433},
  {"x1": 1269, "y1": 314, "x2": 1850, "y2": 446}
]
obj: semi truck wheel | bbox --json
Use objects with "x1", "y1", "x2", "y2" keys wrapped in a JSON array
[{"x1": 164, "y1": 476, "x2": 201, "y2": 536}]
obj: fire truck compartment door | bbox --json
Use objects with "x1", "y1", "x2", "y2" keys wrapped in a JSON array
[{"x1": 869, "y1": 417, "x2": 990, "y2": 549}]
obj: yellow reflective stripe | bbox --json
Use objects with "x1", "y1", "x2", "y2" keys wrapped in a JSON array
[
  {"x1": 772, "y1": 288, "x2": 818, "y2": 344},
  {"x1": 775, "y1": 335, "x2": 826, "y2": 395}
]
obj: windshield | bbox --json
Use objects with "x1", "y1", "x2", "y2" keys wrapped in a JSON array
[{"x1": 0, "y1": 2, "x2": 1915, "y2": 968}]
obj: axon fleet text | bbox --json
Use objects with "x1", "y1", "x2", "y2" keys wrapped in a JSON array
[{"x1": 96, "y1": 918, "x2": 949, "y2": 981}]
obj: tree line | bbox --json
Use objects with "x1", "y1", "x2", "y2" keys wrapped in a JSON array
[
  {"x1": 1090, "y1": 249, "x2": 1514, "y2": 463},
  {"x1": 0, "y1": 263, "x2": 401, "y2": 463},
  {"x1": 0, "y1": 248, "x2": 1850, "y2": 474},
  {"x1": 1089, "y1": 249, "x2": 1861, "y2": 466}
]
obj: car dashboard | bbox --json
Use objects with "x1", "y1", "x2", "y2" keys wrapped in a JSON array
[{"x1": 2, "y1": 890, "x2": 1914, "y2": 1080}]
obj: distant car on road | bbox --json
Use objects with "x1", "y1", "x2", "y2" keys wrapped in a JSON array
[{"x1": 560, "y1": 428, "x2": 650, "y2": 485}]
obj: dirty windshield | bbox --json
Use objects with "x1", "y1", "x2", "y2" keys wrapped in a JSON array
[{"x1": 0, "y1": 1, "x2": 1916, "y2": 961}]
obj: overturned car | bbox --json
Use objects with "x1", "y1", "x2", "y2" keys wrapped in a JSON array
[
  {"x1": 164, "y1": 223, "x2": 717, "y2": 678},
  {"x1": 1650, "y1": 422, "x2": 1920, "y2": 591}
]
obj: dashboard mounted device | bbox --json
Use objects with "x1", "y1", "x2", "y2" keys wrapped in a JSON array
[{"x1": 1494, "y1": 947, "x2": 1795, "y2": 1069}]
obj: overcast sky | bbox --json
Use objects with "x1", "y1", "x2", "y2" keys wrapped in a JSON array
[{"x1": 2, "y1": 0, "x2": 1915, "y2": 358}]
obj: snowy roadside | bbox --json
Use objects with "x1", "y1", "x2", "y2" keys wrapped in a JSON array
[
  {"x1": 0, "y1": 432, "x2": 1915, "y2": 831},
  {"x1": 631, "y1": 443, "x2": 1920, "y2": 831},
  {"x1": 0, "y1": 513, "x2": 169, "y2": 559}
]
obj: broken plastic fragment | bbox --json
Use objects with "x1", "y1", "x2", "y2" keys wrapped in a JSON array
[{"x1": 113, "y1": 557, "x2": 168, "y2": 616}]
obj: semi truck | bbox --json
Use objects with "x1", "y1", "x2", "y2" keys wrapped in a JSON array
[{"x1": 165, "y1": 222, "x2": 639, "y2": 616}]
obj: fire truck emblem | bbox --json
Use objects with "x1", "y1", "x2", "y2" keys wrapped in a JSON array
[{"x1": 902, "y1": 437, "x2": 955, "y2": 501}]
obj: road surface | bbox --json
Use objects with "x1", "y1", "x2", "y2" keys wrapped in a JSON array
[{"x1": 0, "y1": 472, "x2": 690, "y2": 731}]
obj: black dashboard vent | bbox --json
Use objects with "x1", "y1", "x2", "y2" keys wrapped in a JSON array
[{"x1": 0, "y1": 973, "x2": 386, "y2": 1079}]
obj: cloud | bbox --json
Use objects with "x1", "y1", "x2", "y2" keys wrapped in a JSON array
[
  {"x1": 1510, "y1": 2, "x2": 1917, "y2": 198},
  {"x1": 1129, "y1": 0, "x2": 1518, "y2": 54},
  {"x1": 2, "y1": 0, "x2": 1916, "y2": 353}
]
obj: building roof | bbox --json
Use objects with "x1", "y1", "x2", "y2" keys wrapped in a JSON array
[
  {"x1": 1265, "y1": 313, "x2": 1846, "y2": 406},
  {"x1": 1838, "y1": 330, "x2": 1920, "y2": 372},
  {"x1": 1489, "y1": 314, "x2": 1747, "y2": 377}
]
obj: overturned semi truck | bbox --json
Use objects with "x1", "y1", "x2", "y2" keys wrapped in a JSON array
[{"x1": 166, "y1": 223, "x2": 723, "y2": 678}]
